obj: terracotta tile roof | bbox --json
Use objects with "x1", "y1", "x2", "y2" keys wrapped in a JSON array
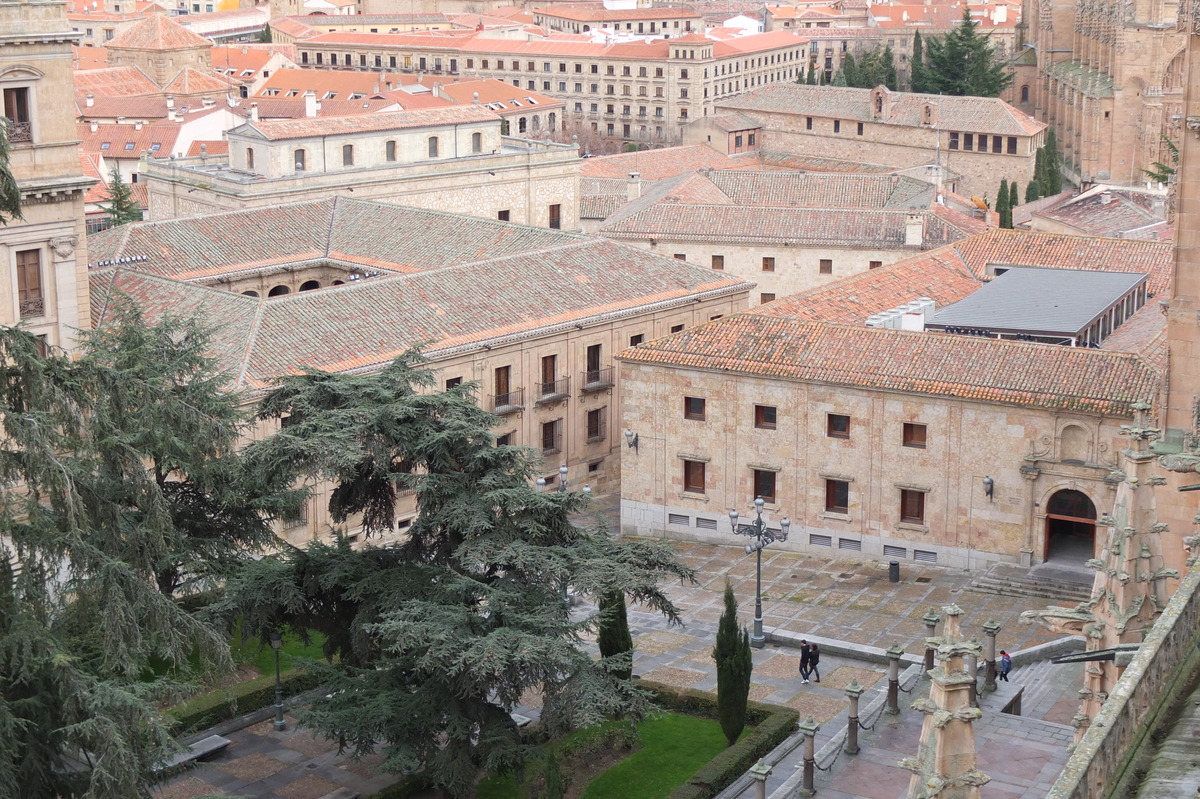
[
  {"x1": 1035, "y1": 188, "x2": 1171, "y2": 241},
  {"x1": 107, "y1": 13, "x2": 212, "y2": 51},
  {"x1": 74, "y1": 65, "x2": 160, "y2": 98},
  {"x1": 162, "y1": 67, "x2": 239, "y2": 95},
  {"x1": 240, "y1": 104, "x2": 496, "y2": 140},
  {"x1": 269, "y1": 17, "x2": 319, "y2": 40},
  {"x1": 256, "y1": 68, "x2": 405, "y2": 98},
  {"x1": 582, "y1": 144, "x2": 759, "y2": 179},
  {"x1": 77, "y1": 95, "x2": 170, "y2": 119},
  {"x1": 236, "y1": 96, "x2": 400, "y2": 119},
  {"x1": 869, "y1": 2, "x2": 1020, "y2": 29},
  {"x1": 618, "y1": 314, "x2": 1159, "y2": 415},
  {"x1": 707, "y1": 112, "x2": 761, "y2": 132},
  {"x1": 88, "y1": 197, "x2": 751, "y2": 388},
  {"x1": 73, "y1": 45, "x2": 109, "y2": 69},
  {"x1": 722, "y1": 84, "x2": 1045, "y2": 137},
  {"x1": 1099, "y1": 299, "x2": 1167, "y2": 368},
  {"x1": 752, "y1": 228, "x2": 1173, "y2": 324},
  {"x1": 535, "y1": 5, "x2": 703, "y2": 21},
  {"x1": 436, "y1": 78, "x2": 564, "y2": 110},
  {"x1": 78, "y1": 121, "x2": 182, "y2": 159},
  {"x1": 185, "y1": 139, "x2": 228, "y2": 156}
]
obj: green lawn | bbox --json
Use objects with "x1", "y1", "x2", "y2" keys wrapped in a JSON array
[
  {"x1": 241, "y1": 629, "x2": 329, "y2": 674},
  {"x1": 582, "y1": 713, "x2": 728, "y2": 799}
]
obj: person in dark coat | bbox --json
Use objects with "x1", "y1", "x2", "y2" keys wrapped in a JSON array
[
  {"x1": 808, "y1": 643, "x2": 821, "y2": 683},
  {"x1": 999, "y1": 650, "x2": 1012, "y2": 682},
  {"x1": 799, "y1": 640, "x2": 812, "y2": 684}
]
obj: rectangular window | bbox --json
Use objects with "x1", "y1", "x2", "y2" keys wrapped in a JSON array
[
  {"x1": 754, "y1": 405, "x2": 777, "y2": 430},
  {"x1": 16, "y1": 249, "x2": 43, "y2": 318},
  {"x1": 586, "y1": 407, "x2": 606, "y2": 442},
  {"x1": 903, "y1": 422, "x2": 927, "y2": 448},
  {"x1": 585, "y1": 343, "x2": 602, "y2": 374},
  {"x1": 683, "y1": 460, "x2": 706, "y2": 493},
  {"x1": 684, "y1": 396, "x2": 706, "y2": 420},
  {"x1": 494, "y1": 365, "x2": 511, "y2": 404},
  {"x1": 856, "y1": 122, "x2": 863, "y2": 135},
  {"x1": 963, "y1": 133, "x2": 974, "y2": 151},
  {"x1": 869, "y1": 260, "x2": 883, "y2": 270},
  {"x1": 760, "y1": 293, "x2": 776, "y2": 304},
  {"x1": 496, "y1": 431, "x2": 514, "y2": 446},
  {"x1": 819, "y1": 259, "x2": 832, "y2": 274},
  {"x1": 711, "y1": 254, "x2": 724, "y2": 270},
  {"x1": 833, "y1": 120, "x2": 841, "y2": 133},
  {"x1": 385, "y1": 140, "x2": 396, "y2": 162},
  {"x1": 949, "y1": 132, "x2": 959, "y2": 150},
  {"x1": 806, "y1": 116, "x2": 813, "y2": 130},
  {"x1": 2, "y1": 87, "x2": 31, "y2": 142},
  {"x1": 497, "y1": 210, "x2": 510, "y2": 221},
  {"x1": 674, "y1": 253, "x2": 686, "y2": 261},
  {"x1": 761, "y1": 257, "x2": 775, "y2": 272},
  {"x1": 670, "y1": 323, "x2": 684, "y2": 333},
  {"x1": 900, "y1": 489, "x2": 925, "y2": 523},
  {"x1": 734, "y1": 134, "x2": 743, "y2": 147},
  {"x1": 629, "y1": 334, "x2": 645, "y2": 346},
  {"x1": 540, "y1": 353, "x2": 557, "y2": 387},
  {"x1": 541, "y1": 419, "x2": 562, "y2": 454},
  {"x1": 1007, "y1": 136, "x2": 1017, "y2": 154},
  {"x1": 748, "y1": 133, "x2": 756, "y2": 146},
  {"x1": 753, "y1": 469, "x2": 776, "y2": 503},
  {"x1": 827, "y1": 413, "x2": 850, "y2": 438},
  {"x1": 992, "y1": 135, "x2": 1003, "y2": 153},
  {"x1": 825, "y1": 479, "x2": 849, "y2": 513},
  {"x1": 548, "y1": 204, "x2": 561, "y2": 229},
  {"x1": 445, "y1": 376, "x2": 463, "y2": 389},
  {"x1": 428, "y1": 137, "x2": 438, "y2": 158}
]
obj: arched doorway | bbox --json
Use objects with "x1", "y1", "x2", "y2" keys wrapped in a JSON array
[{"x1": 1045, "y1": 489, "x2": 1097, "y2": 562}]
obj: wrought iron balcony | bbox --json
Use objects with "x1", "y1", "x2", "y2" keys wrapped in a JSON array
[
  {"x1": 580, "y1": 366, "x2": 614, "y2": 392},
  {"x1": 490, "y1": 387, "x2": 525, "y2": 414},
  {"x1": 536, "y1": 377, "x2": 570, "y2": 403}
]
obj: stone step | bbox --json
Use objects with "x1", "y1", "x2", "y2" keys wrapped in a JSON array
[{"x1": 965, "y1": 564, "x2": 1092, "y2": 605}]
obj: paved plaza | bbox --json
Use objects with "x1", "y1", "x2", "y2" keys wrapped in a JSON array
[{"x1": 156, "y1": 537, "x2": 1084, "y2": 798}]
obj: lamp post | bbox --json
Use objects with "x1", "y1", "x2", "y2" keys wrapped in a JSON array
[
  {"x1": 730, "y1": 496, "x2": 790, "y2": 649},
  {"x1": 270, "y1": 629, "x2": 286, "y2": 731},
  {"x1": 535, "y1": 465, "x2": 589, "y2": 604}
]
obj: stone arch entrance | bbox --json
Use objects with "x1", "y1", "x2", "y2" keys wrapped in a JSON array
[{"x1": 1044, "y1": 489, "x2": 1097, "y2": 562}]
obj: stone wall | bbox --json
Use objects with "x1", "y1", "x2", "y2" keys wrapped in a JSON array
[{"x1": 1045, "y1": 561, "x2": 1200, "y2": 798}]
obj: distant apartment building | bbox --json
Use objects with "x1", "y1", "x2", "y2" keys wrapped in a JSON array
[
  {"x1": 144, "y1": 104, "x2": 582, "y2": 228},
  {"x1": 704, "y1": 83, "x2": 1045, "y2": 198},
  {"x1": 286, "y1": 29, "x2": 811, "y2": 143},
  {"x1": 531, "y1": 5, "x2": 702, "y2": 36}
]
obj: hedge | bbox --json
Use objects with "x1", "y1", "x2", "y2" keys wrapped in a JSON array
[
  {"x1": 166, "y1": 668, "x2": 321, "y2": 734},
  {"x1": 640, "y1": 681, "x2": 800, "y2": 799}
]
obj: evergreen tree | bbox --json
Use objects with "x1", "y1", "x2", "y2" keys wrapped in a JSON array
[
  {"x1": 0, "y1": 119, "x2": 22, "y2": 224},
  {"x1": 1008, "y1": 179, "x2": 1019, "y2": 214},
  {"x1": 838, "y1": 53, "x2": 859, "y2": 88},
  {"x1": 713, "y1": 581, "x2": 752, "y2": 747},
  {"x1": 910, "y1": 31, "x2": 926, "y2": 92},
  {"x1": 1043, "y1": 128, "x2": 1063, "y2": 194},
  {"x1": 100, "y1": 167, "x2": 142, "y2": 227},
  {"x1": 597, "y1": 590, "x2": 634, "y2": 681},
  {"x1": 258, "y1": 24, "x2": 272, "y2": 42},
  {"x1": 1025, "y1": 179, "x2": 1041, "y2": 202},
  {"x1": 880, "y1": 45, "x2": 898, "y2": 90},
  {"x1": 228, "y1": 353, "x2": 694, "y2": 797},
  {"x1": 0, "y1": 305, "x2": 271, "y2": 797},
  {"x1": 805, "y1": 60, "x2": 817, "y2": 85},
  {"x1": 921, "y1": 10, "x2": 1012, "y2": 96},
  {"x1": 996, "y1": 178, "x2": 1010, "y2": 228},
  {"x1": 543, "y1": 752, "x2": 566, "y2": 799}
]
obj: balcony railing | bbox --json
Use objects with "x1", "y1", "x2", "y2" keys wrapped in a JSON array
[
  {"x1": 536, "y1": 377, "x2": 571, "y2": 403},
  {"x1": 490, "y1": 387, "x2": 525, "y2": 414},
  {"x1": 19, "y1": 297, "x2": 44, "y2": 319},
  {"x1": 7, "y1": 121, "x2": 31, "y2": 143},
  {"x1": 580, "y1": 366, "x2": 614, "y2": 392}
]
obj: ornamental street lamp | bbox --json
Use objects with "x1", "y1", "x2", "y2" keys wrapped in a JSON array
[
  {"x1": 730, "y1": 497, "x2": 790, "y2": 649},
  {"x1": 270, "y1": 629, "x2": 286, "y2": 731}
]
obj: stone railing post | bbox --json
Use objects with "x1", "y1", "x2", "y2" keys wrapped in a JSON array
[
  {"x1": 983, "y1": 619, "x2": 1000, "y2": 691},
  {"x1": 845, "y1": 679, "x2": 863, "y2": 755},
  {"x1": 923, "y1": 609, "x2": 941, "y2": 672},
  {"x1": 748, "y1": 758, "x2": 771, "y2": 799},
  {"x1": 887, "y1": 643, "x2": 904, "y2": 715},
  {"x1": 798, "y1": 714, "x2": 820, "y2": 797}
]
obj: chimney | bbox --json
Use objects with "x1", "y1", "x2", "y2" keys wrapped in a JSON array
[
  {"x1": 166, "y1": 95, "x2": 175, "y2": 108},
  {"x1": 202, "y1": 96, "x2": 215, "y2": 108},
  {"x1": 241, "y1": 45, "x2": 248, "y2": 54},
  {"x1": 89, "y1": 120, "x2": 98, "y2": 132},
  {"x1": 472, "y1": 91, "x2": 480, "y2": 104},
  {"x1": 135, "y1": 120, "x2": 143, "y2": 131},
  {"x1": 315, "y1": 97, "x2": 323, "y2": 113},
  {"x1": 904, "y1": 213, "x2": 924, "y2": 247},
  {"x1": 627, "y1": 171, "x2": 642, "y2": 202},
  {"x1": 86, "y1": 92, "x2": 95, "y2": 107},
  {"x1": 304, "y1": 90, "x2": 317, "y2": 118},
  {"x1": 1100, "y1": 191, "x2": 1113, "y2": 205},
  {"x1": 168, "y1": 108, "x2": 177, "y2": 122},
  {"x1": 117, "y1": 115, "x2": 126, "y2": 124},
  {"x1": 249, "y1": 102, "x2": 259, "y2": 122}
]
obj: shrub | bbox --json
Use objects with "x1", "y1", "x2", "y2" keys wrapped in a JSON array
[{"x1": 166, "y1": 668, "x2": 320, "y2": 734}]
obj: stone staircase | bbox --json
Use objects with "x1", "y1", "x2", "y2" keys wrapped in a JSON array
[{"x1": 965, "y1": 562, "x2": 1093, "y2": 606}]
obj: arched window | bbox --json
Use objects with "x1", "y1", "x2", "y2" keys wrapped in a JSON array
[
  {"x1": 294, "y1": 149, "x2": 306, "y2": 171},
  {"x1": 299, "y1": 280, "x2": 321, "y2": 291},
  {"x1": 331, "y1": 280, "x2": 345, "y2": 285},
  {"x1": 1020, "y1": 85, "x2": 1030, "y2": 103},
  {"x1": 549, "y1": 112, "x2": 557, "y2": 130},
  {"x1": 428, "y1": 136, "x2": 439, "y2": 157},
  {"x1": 242, "y1": 290, "x2": 259, "y2": 297},
  {"x1": 531, "y1": 115, "x2": 540, "y2": 130},
  {"x1": 268, "y1": 285, "x2": 291, "y2": 297},
  {"x1": 342, "y1": 144, "x2": 354, "y2": 166},
  {"x1": 518, "y1": 117, "x2": 527, "y2": 133},
  {"x1": 471, "y1": 132, "x2": 482, "y2": 153},
  {"x1": 246, "y1": 147, "x2": 255, "y2": 170},
  {"x1": 385, "y1": 140, "x2": 396, "y2": 161}
]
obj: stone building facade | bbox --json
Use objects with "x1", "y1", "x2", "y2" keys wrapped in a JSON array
[
  {"x1": 286, "y1": 30, "x2": 810, "y2": 144},
  {"x1": 1015, "y1": 0, "x2": 1185, "y2": 186},
  {"x1": 707, "y1": 83, "x2": 1046, "y2": 199},
  {"x1": 143, "y1": 105, "x2": 582, "y2": 228},
  {"x1": 618, "y1": 229, "x2": 1171, "y2": 569},
  {"x1": 87, "y1": 197, "x2": 751, "y2": 544},
  {"x1": 1, "y1": 0, "x2": 94, "y2": 352}
]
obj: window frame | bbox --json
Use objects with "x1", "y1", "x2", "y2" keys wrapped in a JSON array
[
  {"x1": 827, "y1": 413, "x2": 850, "y2": 439},
  {"x1": 683, "y1": 396, "x2": 706, "y2": 421},
  {"x1": 753, "y1": 469, "x2": 776, "y2": 504},
  {"x1": 754, "y1": 404, "x2": 777, "y2": 430},
  {"x1": 902, "y1": 422, "x2": 927, "y2": 449},
  {"x1": 683, "y1": 459, "x2": 706, "y2": 493},
  {"x1": 900, "y1": 488, "x2": 925, "y2": 523},
  {"x1": 825, "y1": 479, "x2": 849, "y2": 513}
]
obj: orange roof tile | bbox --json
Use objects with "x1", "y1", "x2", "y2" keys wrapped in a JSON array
[
  {"x1": 240, "y1": 104, "x2": 497, "y2": 140},
  {"x1": 107, "y1": 13, "x2": 212, "y2": 50}
]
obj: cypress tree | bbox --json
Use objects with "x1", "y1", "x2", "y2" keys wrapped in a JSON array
[
  {"x1": 805, "y1": 60, "x2": 816, "y2": 85},
  {"x1": 1025, "y1": 180, "x2": 1041, "y2": 202},
  {"x1": 910, "y1": 31, "x2": 925, "y2": 92},
  {"x1": 100, "y1": 167, "x2": 142, "y2": 227},
  {"x1": 839, "y1": 53, "x2": 859, "y2": 87},
  {"x1": 996, "y1": 178, "x2": 1010, "y2": 228},
  {"x1": 713, "y1": 581, "x2": 752, "y2": 747},
  {"x1": 597, "y1": 589, "x2": 634, "y2": 681},
  {"x1": 1009, "y1": 179, "x2": 1019, "y2": 214},
  {"x1": 1041, "y1": 128, "x2": 1063, "y2": 194},
  {"x1": 0, "y1": 119, "x2": 22, "y2": 224}
]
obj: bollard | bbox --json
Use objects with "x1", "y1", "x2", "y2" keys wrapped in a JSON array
[
  {"x1": 966, "y1": 645, "x2": 979, "y2": 708},
  {"x1": 886, "y1": 643, "x2": 904, "y2": 715},
  {"x1": 982, "y1": 619, "x2": 1000, "y2": 691},
  {"x1": 845, "y1": 679, "x2": 864, "y2": 755},
  {"x1": 748, "y1": 758, "x2": 771, "y2": 799},
  {"x1": 798, "y1": 714, "x2": 820, "y2": 797},
  {"x1": 922, "y1": 609, "x2": 940, "y2": 673},
  {"x1": 889, "y1": 560, "x2": 900, "y2": 582}
]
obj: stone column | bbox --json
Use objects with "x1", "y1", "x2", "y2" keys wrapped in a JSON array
[
  {"x1": 845, "y1": 679, "x2": 863, "y2": 755},
  {"x1": 922, "y1": 609, "x2": 941, "y2": 673},
  {"x1": 886, "y1": 643, "x2": 904, "y2": 715},
  {"x1": 966, "y1": 645, "x2": 979, "y2": 709},
  {"x1": 982, "y1": 619, "x2": 1000, "y2": 691},
  {"x1": 748, "y1": 758, "x2": 771, "y2": 799},
  {"x1": 798, "y1": 715, "x2": 820, "y2": 797}
]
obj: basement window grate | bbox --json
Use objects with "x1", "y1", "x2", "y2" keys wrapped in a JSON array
[
  {"x1": 883, "y1": 545, "x2": 908, "y2": 558},
  {"x1": 668, "y1": 513, "x2": 689, "y2": 526},
  {"x1": 695, "y1": 517, "x2": 718, "y2": 530},
  {"x1": 838, "y1": 538, "x2": 862, "y2": 551},
  {"x1": 914, "y1": 550, "x2": 938, "y2": 564},
  {"x1": 810, "y1": 534, "x2": 832, "y2": 547}
]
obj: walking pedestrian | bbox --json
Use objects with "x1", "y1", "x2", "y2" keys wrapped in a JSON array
[
  {"x1": 799, "y1": 639, "x2": 812, "y2": 684},
  {"x1": 809, "y1": 643, "x2": 821, "y2": 683},
  {"x1": 999, "y1": 650, "x2": 1012, "y2": 682}
]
